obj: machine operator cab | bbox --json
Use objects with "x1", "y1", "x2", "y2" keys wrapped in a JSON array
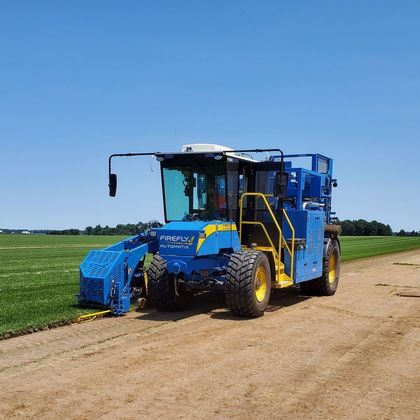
[{"x1": 158, "y1": 144, "x2": 287, "y2": 230}]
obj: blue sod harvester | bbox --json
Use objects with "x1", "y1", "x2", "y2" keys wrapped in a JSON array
[{"x1": 78, "y1": 144, "x2": 341, "y2": 317}]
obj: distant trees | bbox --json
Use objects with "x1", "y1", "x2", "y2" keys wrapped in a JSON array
[
  {"x1": 48, "y1": 229, "x2": 80, "y2": 235},
  {"x1": 396, "y1": 229, "x2": 420, "y2": 237},
  {"x1": 20, "y1": 221, "x2": 163, "y2": 236},
  {"x1": 336, "y1": 220, "x2": 420, "y2": 236},
  {"x1": 83, "y1": 221, "x2": 162, "y2": 236},
  {"x1": 335, "y1": 219, "x2": 393, "y2": 236},
  {"x1": 3, "y1": 219, "x2": 418, "y2": 237},
  {"x1": 83, "y1": 220, "x2": 419, "y2": 237}
]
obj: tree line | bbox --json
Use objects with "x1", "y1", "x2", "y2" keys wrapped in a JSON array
[
  {"x1": 48, "y1": 221, "x2": 162, "y2": 236},
  {"x1": 396, "y1": 229, "x2": 420, "y2": 237},
  {"x1": 338, "y1": 220, "x2": 419, "y2": 236},
  {"x1": 57, "y1": 219, "x2": 397, "y2": 236},
  {"x1": 335, "y1": 219, "x2": 393, "y2": 236},
  {"x1": 4, "y1": 219, "x2": 419, "y2": 237},
  {"x1": 49, "y1": 229, "x2": 81, "y2": 235}
]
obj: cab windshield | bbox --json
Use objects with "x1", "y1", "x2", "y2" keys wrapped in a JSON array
[{"x1": 161, "y1": 156, "x2": 227, "y2": 222}]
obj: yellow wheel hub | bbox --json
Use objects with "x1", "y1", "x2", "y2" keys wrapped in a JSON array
[
  {"x1": 328, "y1": 254, "x2": 337, "y2": 284},
  {"x1": 255, "y1": 266, "x2": 267, "y2": 302}
]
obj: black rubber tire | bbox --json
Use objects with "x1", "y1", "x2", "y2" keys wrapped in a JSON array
[
  {"x1": 300, "y1": 239, "x2": 341, "y2": 296},
  {"x1": 147, "y1": 254, "x2": 192, "y2": 311},
  {"x1": 226, "y1": 251, "x2": 272, "y2": 318}
]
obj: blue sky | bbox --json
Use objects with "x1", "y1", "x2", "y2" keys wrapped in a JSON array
[{"x1": 0, "y1": 1, "x2": 419, "y2": 231}]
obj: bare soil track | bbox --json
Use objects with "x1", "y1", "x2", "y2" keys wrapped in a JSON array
[{"x1": 1, "y1": 250, "x2": 419, "y2": 419}]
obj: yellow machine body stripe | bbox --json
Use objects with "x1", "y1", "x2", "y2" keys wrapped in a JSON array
[{"x1": 196, "y1": 223, "x2": 237, "y2": 252}]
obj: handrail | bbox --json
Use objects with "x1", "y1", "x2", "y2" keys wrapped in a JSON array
[
  {"x1": 282, "y1": 208, "x2": 295, "y2": 280},
  {"x1": 239, "y1": 192, "x2": 295, "y2": 282}
]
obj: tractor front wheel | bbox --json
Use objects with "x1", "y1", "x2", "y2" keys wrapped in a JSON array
[
  {"x1": 226, "y1": 251, "x2": 272, "y2": 318},
  {"x1": 147, "y1": 254, "x2": 192, "y2": 311}
]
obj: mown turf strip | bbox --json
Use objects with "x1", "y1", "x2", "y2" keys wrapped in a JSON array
[
  {"x1": 0, "y1": 235, "x2": 126, "y2": 337},
  {"x1": 340, "y1": 236, "x2": 420, "y2": 261},
  {"x1": 0, "y1": 234, "x2": 419, "y2": 337}
]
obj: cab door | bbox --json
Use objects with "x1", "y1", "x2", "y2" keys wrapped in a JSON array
[{"x1": 239, "y1": 161, "x2": 284, "y2": 249}]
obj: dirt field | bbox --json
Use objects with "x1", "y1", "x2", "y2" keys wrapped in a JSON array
[{"x1": 1, "y1": 250, "x2": 419, "y2": 419}]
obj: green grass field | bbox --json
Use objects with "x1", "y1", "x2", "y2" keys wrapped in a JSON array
[
  {"x1": 340, "y1": 236, "x2": 420, "y2": 261},
  {"x1": 1, "y1": 234, "x2": 420, "y2": 337},
  {"x1": 0, "y1": 234, "x2": 126, "y2": 337}
]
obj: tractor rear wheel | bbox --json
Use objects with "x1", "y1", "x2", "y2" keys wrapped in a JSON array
[
  {"x1": 147, "y1": 254, "x2": 192, "y2": 311},
  {"x1": 226, "y1": 251, "x2": 272, "y2": 318},
  {"x1": 300, "y1": 238, "x2": 340, "y2": 296}
]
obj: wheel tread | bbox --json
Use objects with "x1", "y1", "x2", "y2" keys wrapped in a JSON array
[
  {"x1": 147, "y1": 254, "x2": 192, "y2": 311},
  {"x1": 226, "y1": 251, "x2": 270, "y2": 318}
]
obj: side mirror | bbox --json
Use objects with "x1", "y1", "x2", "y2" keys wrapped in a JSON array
[
  {"x1": 273, "y1": 172, "x2": 288, "y2": 198},
  {"x1": 109, "y1": 173, "x2": 117, "y2": 197}
]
